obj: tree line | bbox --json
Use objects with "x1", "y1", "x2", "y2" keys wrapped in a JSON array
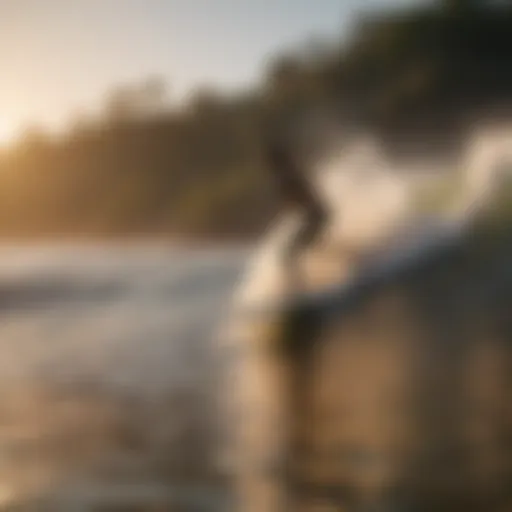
[{"x1": 0, "y1": 0, "x2": 510, "y2": 240}]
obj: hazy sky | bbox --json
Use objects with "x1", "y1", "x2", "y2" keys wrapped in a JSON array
[{"x1": 0, "y1": 0, "x2": 422, "y2": 137}]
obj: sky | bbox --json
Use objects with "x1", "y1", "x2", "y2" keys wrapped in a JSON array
[{"x1": 0, "y1": 0, "x2": 424, "y2": 140}]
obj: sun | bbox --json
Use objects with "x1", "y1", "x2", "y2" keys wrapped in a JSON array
[{"x1": 0, "y1": 118, "x2": 17, "y2": 147}]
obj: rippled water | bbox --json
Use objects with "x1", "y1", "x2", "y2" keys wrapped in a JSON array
[
  {"x1": 0, "y1": 244, "x2": 249, "y2": 390},
  {"x1": 0, "y1": 243, "x2": 250, "y2": 509}
]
